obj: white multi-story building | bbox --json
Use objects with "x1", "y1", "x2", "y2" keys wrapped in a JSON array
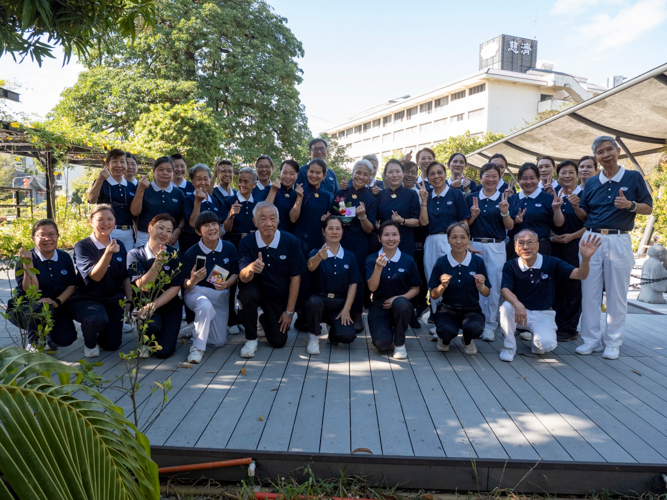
[{"x1": 324, "y1": 35, "x2": 607, "y2": 166}]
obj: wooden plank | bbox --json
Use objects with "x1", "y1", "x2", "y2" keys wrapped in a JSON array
[
  {"x1": 621, "y1": 356, "x2": 667, "y2": 379},
  {"x1": 605, "y1": 355, "x2": 667, "y2": 401},
  {"x1": 349, "y1": 347, "x2": 382, "y2": 455},
  {"x1": 320, "y1": 346, "x2": 352, "y2": 454}
]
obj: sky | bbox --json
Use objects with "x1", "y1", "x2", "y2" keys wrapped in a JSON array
[{"x1": 1, "y1": 0, "x2": 667, "y2": 135}]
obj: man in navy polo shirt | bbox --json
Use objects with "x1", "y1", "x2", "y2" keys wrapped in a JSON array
[
  {"x1": 296, "y1": 138, "x2": 339, "y2": 195},
  {"x1": 575, "y1": 136, "x2": 653, "y2": 360},
  {"x1": 237, "y1": 202, "x2": 306, "y2": 358},
  {"x1": 498, "y1": 229, "x2": 601, "y2": 362}
]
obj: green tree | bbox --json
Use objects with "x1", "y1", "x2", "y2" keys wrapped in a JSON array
[
  {"x1": 432, "y1": 131, "x2": 505, "y2": 181},
  {"x1": 0, "y1": 153, "x2": 17, "y2": 186}
]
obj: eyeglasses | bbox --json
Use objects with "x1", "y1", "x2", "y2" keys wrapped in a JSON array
[
  {"x1": 311, "y1": 147, "x2": 327, "y2": 153},
  {"x1": 515, "y1": 240, "x2": 537, "y2": 247},
  {"x1": 34, "y1": 233, "x2": 58, "y2": 240}
]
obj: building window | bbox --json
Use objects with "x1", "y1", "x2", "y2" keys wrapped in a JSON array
[
  {"x1": 394, "y1": 111, "x2": 405, "y2": 123},
  {"x1": 406, "y1": 126, "x2": 417, "y2": 142},
  {"x1": 383, "y1": 115, "x2": 392, "y2": 127},
  {"x1": 363, "y1": 137, "x2": 371, "y2": 148},
  {"x1": 363, "y1": 122, "x2": 372, "y2": 133},
  {"x1": 353, "y1": 141, "x2": 361, "y2": 154},
  {"x1": 419, "y1": 102, "x2": 432, "y2": 114},
  {"x1": 372, "y1": 119, "x2": 381, "y2": 129},
  {"x1": 451, "y1": 90, "x2": 466, "y2": 102},
  {"x1": 433, "y1": 118, "x2": 447, "y2": 134},
  {"x1": 451, "y1": 113, "x2": 464, "y2": 122},
  {"x1": 468, "y1": 108, "x2": 485, "y2": 119},
  {"x1": 434, "y1": 97, "x2": 448, "y2": 113},
  {"x1": 354, "y1": 125, "x2": 362, "y2": 135},
  {"x1": 372, "y1": 136, "x2": 380, "y2": 147},
  {"x1": 346, "y1": 128, "x2": 353, "y2": 137},
  {"x1": 540, "y1": 94, "x2": 554, "y2": 102},
  {"x1": 406, "y1": 106, "x2": 418, "y2": 120},
  {"x1": 419, "y1": 122, "x2": 432, "y2": 136},
  {"x1": 468, "y1": 84, "x2": 486, "y2": 96},
  {"x1": 382, "y1": 133, "x2": 391, "y2": 145},
  {"x1": 394, "y1": 129, "x2": 404, "y2": 143}
]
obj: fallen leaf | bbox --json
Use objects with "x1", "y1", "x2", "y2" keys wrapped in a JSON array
[
  {"x1": 258, "y1": 415, "x2": 263, "y2": 421},
  {"x1": 352, "y1": 448, "x2": 373, "y2": 454},
  {"x1": 241, "y1": 367, "x2": 247, "y2": 376},
  {"x1": 270, "y1": 388, "x2": 278, "y2": 392},
  {"x1": 178, "y1": 364, "x2": 193, "y2": 369},
  {"x1": 518, "y1": 376, "x2": 526, "y2": 379},
  {"x1": 632, "y1": 370, "x2": 642, "y2": 376}
]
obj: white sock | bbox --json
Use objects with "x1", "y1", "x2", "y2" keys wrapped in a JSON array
[{"x1": 309, "y1": 334, "x2": 318, "y2": 342}]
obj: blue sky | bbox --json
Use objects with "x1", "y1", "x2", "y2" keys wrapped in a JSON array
[{"x1": 2, "y1": 0, "x2": 666, "y2": 135}]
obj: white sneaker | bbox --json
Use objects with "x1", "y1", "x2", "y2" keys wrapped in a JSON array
[
  {"x1": 84, "y1": 345, "x2": 100, "y2": 358},
  {"x1": 575, "y1": 343, "x2": 604, "y2": 355},
  {"x1": 463, "y1": 340, "x2": 477, "y2": 355},
  {"x1": 531, "y1": 344, "x2": 545, "y2": 355},
  {"x1": 519, "y1": 331, "x2": 532, "y2": 341},
  {"x1": 122, "y1": 322, "x2": 134, "y2": 333},
  {"x1": 241, "y1": 339, "x2": 259, "y2": 358},
  {"x1": 139, "y1": 345, "x2": 151, "y2": 358},
  {"x1": 499, "y1": 347, "x2": 515, "y2": 362},
  {"x1": 257, "y1": 321, "x2": 266, "y2": 338},
  {"x1": 481, "y1": 328, "x2": 495, "y2": 342},
  {"x1": 427, "y1": 325, "x2": 438, "y2": 341},
  {"x1": 602, "y1": 346, "x2": 620, "y2": 360},
  {"x1": 393, "y1": 345, "x2": 407, "y2": 359},
  {"x1": 187, "y1": 346, "x2": 204, "y2": 364},
  {"x1": 307, "y1": 337, "x2": 320, "y2": 355},
  {"x1": 436, "y1": 338, "x2": 450, "y2": 352},
  {"x1": 178, "y1": 323, "x2": 194, "y2": 339}
]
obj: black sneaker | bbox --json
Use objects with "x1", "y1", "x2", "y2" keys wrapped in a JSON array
[
  {"x1": 557, "y1": 331, "x2": 578, "y2": 342},
  {"x1": 410, "y1": 317, "x2": 422, "y2": 329}
]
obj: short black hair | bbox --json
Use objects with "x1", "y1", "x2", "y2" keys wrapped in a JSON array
[
  {"x1": 480, "y1": 162, "x2": 501, "y2": 178},
  {"x1": 489, "y1": 153, "x2": 508, "y2": 166},
  {"x1": 379, "y1": 220, "x2": 401, "y2": 235},
  {"x1": 447, "y1": 153, "x2": 467, "y2": 167},
  {"x1": 426, "y1": 161, "x2": 446, "y2": 178},
  {"x1": 281, "y1": 159, "x2": 300, "y2": 174},
  {"x1": 402, "y1": 161, "x2": 418, "y2": 173},
  {"x1": 125, "y1": 152, "x2": 138, "y2": 164},
  {"x1": 308, "y1": 158, "x2": 327, "y2": 174},
  {"x1": 556, "y1": 160, "x2": 578, "y2": 176},
  {"x1": 194, "y1": 211, "x2": 220, "y2": 232},
  {"x1": 321, "y1": 214, "x2": 343, "y2": 230},
  {"x1": 170, "y1": 153, "x2": 185, "y2": 162},
  {"x1": 255, "y1": 155, "x2": 274, "y2": 167},
  {"x1": 308, "y1": 138, "x2": 328, "y2": 150},
  {"x1": 578, "y1": 155, "x2": 598, "y2": 168},
  {"x1": 383, "y1": 159, "x2": 403, "y2": 177},
  {"x1": 518, "y1": 162, "x2": 539, "y2": 180},
  {"x1": 216, "y1": 159, "x2": 233, "y2": 167},
  {"x1": 106, "y1": 148, "x2": 125, "y2": 164},
  {"x1": 153, "y1": 156, "x2": 174, "y2": 171},
  {"x1": 31, "y1": 219, "x2": 58, "y2": 237}
]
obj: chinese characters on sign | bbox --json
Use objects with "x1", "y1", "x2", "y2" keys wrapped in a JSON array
[
  {"x1": 508, "y1": 40, "x2": 532, "y2": 55},
  {"x1": 521, "y1": 42, "x2": 532, "y2": 55},
  {"x1": 508, "y1": 40, "x2": 519, "y2": 54}
]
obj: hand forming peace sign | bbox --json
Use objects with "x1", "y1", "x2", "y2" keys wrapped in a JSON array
[
  {"x1": 499, "y1": 190, "x2": 510, "y2": 213},
  {"x1": 418, "y1": 180, "x2": 429, "y2": 203},
  {"x1": 470, "y1": 197, "x2": 480, "y2": 218},
  {"x1": 514, "y1": 208, "x2": 527, "y2": 224},
  {"x1": 552, "y1": 189, "x2": 563, "y2": 210}
]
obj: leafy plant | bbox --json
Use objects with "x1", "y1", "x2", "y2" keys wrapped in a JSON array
[{"x1": 432, "y1": 131, "x2": 506, "y2": 182}]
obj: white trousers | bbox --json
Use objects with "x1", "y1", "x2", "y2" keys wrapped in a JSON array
[
  {"x1": 424, "y1": 234, "x2": 451, "y2": 312},
  {"x1": 499, "y1": 302, "x2": 557, "y2": 352},
  {"x1": 135, "y1": 231, "x2": 149, "y2": 248},
  {"x1": 184, "y1": 285, "x2": 230, "y2": 351},
  {"x1": 580, "y1": 232, "x2": 633, "y2": 348},
  {"x1": 111, "y1": 228, "x2": 134, "y2": 252},
  {"x1": 471, "y1": 240, "x2": 505, "y2": 331}
]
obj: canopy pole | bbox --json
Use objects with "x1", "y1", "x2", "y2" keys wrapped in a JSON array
[{"x1": 43, "y1": 152, "x2": 55, "y2": 220}]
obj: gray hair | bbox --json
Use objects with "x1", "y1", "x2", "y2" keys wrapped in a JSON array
[
  {"x1": 514, "y1": 229, "x2": 539, "y2": 242},
  {"x1": 352, "y1": 159, "x2": 373, "y2": 176},
  {"x1": 189, "y1": 163, "x2": 211, "y2": 180},
  {"x1": 362, "y1": 154, "x2": 379, "y2": 164},
  {"x1": 238, "y1": 166, "x2": 258, "y2": 183},
  {"x1": 591, "y1": 136, "x2": 619, "y2": 155},
  {"x1": 252, "y1": 201, "x2": 279, "y2": 219}
]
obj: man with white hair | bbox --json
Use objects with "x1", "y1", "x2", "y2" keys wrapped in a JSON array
[{"x1": 498, "y1": 228, "x2": 601, "y2": 362}]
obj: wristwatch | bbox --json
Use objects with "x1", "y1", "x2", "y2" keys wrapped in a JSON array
[
  {"x1": 629, "y1": 201, "x2": 637, "y2": 212},
  {"x1": 53, "y1": 297, "x2": 62, "y2": 307},
  {"x1": 285, "y1": 311, "x2": 295, "y2": 317}
]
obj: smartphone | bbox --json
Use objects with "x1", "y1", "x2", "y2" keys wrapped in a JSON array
[{"x1": 196, "y1": 255, "x2": 206, "y2": 271}]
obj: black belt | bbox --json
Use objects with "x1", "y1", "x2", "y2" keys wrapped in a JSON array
[
  {"x1": 587, "y1": 228, "x2": 630, "y2": 235},
  {"x1": 115, "y1": 225, "x2": 132, "y2": 231},
  {"x1": 318, "y1": 292, "x2": 346, "y2": 299},
  {"x1": 471, "y1": 237, "x2": 504, "y2": 243}
]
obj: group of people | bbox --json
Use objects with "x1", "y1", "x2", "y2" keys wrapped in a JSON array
[{"x1": 11, "y1": 134, "x2": 652, "y2": 365}]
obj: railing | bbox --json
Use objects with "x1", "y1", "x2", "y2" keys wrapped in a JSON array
[{"x1": 0, "y1": 187, "x2": 33, "y2": 219}]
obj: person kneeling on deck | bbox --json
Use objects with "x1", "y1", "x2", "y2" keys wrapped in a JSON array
[
  {"x1": 366, "y1": 221, "x2": 422, "y2": 359},
  {"x1": 498, "y1": 229, "x2": 600, "y2": 362},
  {"x1": 237, "y1": 202, "x2": 306, "y2": 358},
  {"x1": 182, "y1": 211, "x2": 239, "y2": 364},
  {"x1": 304, "y1": 215, "x2": 361, "y2": 355},
  {"x1": 428, "y1": 223, "x2": 490, "y2": 355}
]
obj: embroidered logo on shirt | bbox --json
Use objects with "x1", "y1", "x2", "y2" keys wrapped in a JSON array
[
  {"x1": 344, "y1": 264, "x2": 349, "y2": 269},
  {"x1": 61, "y1": 270, "x2": 68, "y2": 275},
  {"x1": 164, "y1": 266, "x2": 170, "y2": 271},
  {"x1": 446, "y1": 201, "x2": 453, "y2": 205},
  {"x1": 621, "y1": 186, "x2": 629, "y2": 191},
  {"x1": 117, "y1": 257, "x2": 123, "y2": 262},
  {"x1": 398, "y1": 268, "x2": 405, "y2": 272},
  {"x1": 469, "y1": 271, "x2": 476, "y2": 275},
  {"x1": 535, "y1": 204, "x2": 542, "y2": 207},
  {"x1": 223, "y1": 258, "x2": 229, "y2": 263},
  {"x1": 542, "y1": 274, "x2": 549, "y2": 279},
  {"x1": 280, "y1": 255, "x2": 287, "y2": 260},
  {"x1": 172, "y1": 198, "x2": 178, "y2": 202},
  {"x1": 129, "y1": 192, "x2": 135, "y2": 196}
]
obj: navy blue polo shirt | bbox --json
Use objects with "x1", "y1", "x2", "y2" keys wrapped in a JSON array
[
  {"x1": 426, "y1": 187, "x2": 471, "y2": 234},
  {"x1": 212, "y1": 185, "x2": 235, "y2": 207},
  {"x1": 427, "y1": 252, "x2": 490, "y2": 309},
  {"x1": 239, "y1": 230, "x2": 306, "y2": 298},
  {"x1": 182, "y1": 239, "x2": 239, "y2": 291},
  {"x1": 72, "y1": 236, "x2": 128, "y2": 305},
  {"x1": 466, "y1": 191, "x2": 507, "y2": 240},
  {"x1": 95, "y1": 178, "x2": 136, "y2": 226},
  {"x1": 476, "y1": 180, "x2": 515, "y2": 195},
  {"x1": 501, "y1": 254, "x2": 575, "y2": 311},
  {"x1": 579, "y1": 167, "x2": 652, "y2": 231},
  {"x1": 252, "y1": 182, "x2": 270, "y2": 203},
  {"x1": 508, "y1": 189, "x2": 554, "y2": 240},
  {"x1": 127, "y1": 244, "x2": 184, "y2": 307},
  {"x1": 173, "y1": 179, "x2": 195, "y2": 197},
  {"x1": 271, "y1": 184, "x2": 298, "y2": 233},
  {"x1": 221, "y1": 193, "x2": 257, "y2": 241},
  {"x1": 183, "y1": 193, "x2": 223, "y2": 236},
  {"x1": 447, "y1": 178, "x2": 478, "y2": 193},
  {"x1": 15, "y1": 249, "x2": 76, "y2": 300},
  {"x1": 294, "y1": 184, "x2": 333, "y2": 256},
  {"x1": 137, "y1": 183, "x2": 185, "y2": 233},
  {"x1": 554, "y1": 186, "x2": 585, "y2": 235},
  {"x1": 308, "y1": 246, "x2": 361, "y2": 297},
  {"x1": 297, "y1": 164, "x2": 340, "y2": 195},
  {"x1": 376, "y1": 186, "x2": 420, "y2": 254},
  {"x1": 365, "y1": 249, "x2": 422, "y2": 301}
]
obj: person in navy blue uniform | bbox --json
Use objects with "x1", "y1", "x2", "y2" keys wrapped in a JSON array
[
  {"x1": 366, "y1": 221, "x2": 422, "y2": 359},
  {"x1": 182, "y1": 211, "x2": 240, "y2": 363},
  {"x1": 466, "y1": 163, "x2": 515, "y2": 341},
  {"x1": 447, "y1": 153, "x2": 477, "y2": 195},
  {"x1": 182, "y1": 163, "x2": 223, "y2": 253},
  {"x1": 550, "y1": 160, "x2": 587, "y2": 342},
  {"x1": 210, "y1": 159, "x2": 236, "y2": 206},
  {"x1": 415, "y1": 148, "x2": 434, "y2": 190},
  {"x1": 237, "y1": 203, "x2": 306, "y2": 358},
  {"x1": 87, "y1": 149, "x2": 136, "y2": 251},
  {"x1": 577, "y1": 155, "x2": 598, "y2": 188},
  {"x1": 487, "y1": 153, "x2": 516, "y2": 195},
  {"x1": 429, "y1": 223, "x2": 490, "y2": 355},
  {"x1": 537, "y1": 156, "x2": 559, "y2": 194},
  {"x1": 131, "y1": 156, "x2": 185, "y2": 248},
  {"x1": 296, "y1": 138, "x2": 340, "y2": 195},
  {"x1": 575, "y1": 136, "x2": 653, "y2": 360},
  {"x1": 264, "y1": 159, "x2": 300, "y2": 233},
  {"x1": 124, "y1": 153, "x2": 139, "y2": 187},
  {"x1": 498, "y1": 229, "x2": 600, "y2": 362},
  {"x1": 222, "y1": 167, "x2": 258, "y2": 248},
  {"x1": 12, "y1": 220, "x2": 77, "y2": 351},
  {"x1": 507, "y1": 163, "x2": 564, "y2": 259},
  {"x1": 252, "y1": 155, "x2": 274, "y2": 202},
  {"x1": 303, "y1": 216, "x2": 361, "y2": 355},
  {"x1": 127, "y1": 214, "x2": 184, "y2": 359},
  {"x1": 69, "y1": 205, "x2": 133, "y2": 358},
  {"x1": 171, "y1": 153, "x2": 195, "y2": 197}
]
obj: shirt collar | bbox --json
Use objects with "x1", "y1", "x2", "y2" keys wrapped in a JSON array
[
  {"x1": 217, "y1": 184, "x2": 234, "y2": 197},
  {"x1": 107, "y1": 176, "x2": 127, "y2": 187},
  {"x1": 198, "y1": 239, "x2": 223, "y2": 254},
  {"x1": 128, "y1": 178, "x2": 138, "y2": 186},
  {"x1": 383, "y1": 248, "x2": 402, "y2": 263},
  {"x1": 518, "y1": 188, "x2": 542, "y2": 199},
  {"x1": 256, "y1": 180, "x2": 268, "y2": 190},
  {"x1": 517, "y1": 253, "x2": 543, "y2": 272},
  {"x1": 237, "y1": 191, "x2": 254, "y2": 203},
  {"x1": 90, "y1": 233, "x2": 107, "y2": 250},
  {"x1": 34, "y1": 247, "x2": 58, "y2": 262},
  {"x1": 152, "y1": 181, "x2": 174, "y2": 193},
  {"x1": 478, "y1": 190, "x2": 500, "y2": 201},
  {"x1": 557, "y1": 185, "x2": 582, "y2": 197},
  {"x1": 599, "y1": 166, "x2": 625, "y2": 184},
  {"x1": 255, "y1": 230, "x2": 281, "y2": 249},
  {"x1": 174, "y1": 178, "x2": 187, "y2": 189},
  {"x1": 326, "y1": 245, "x2": 345, "y2": 259},
  {"x1": 144, "y1": 243, "x2": 155, "y2": 260},
  {"x1": 432, "y1": 186, "x2": 450, "y2": 198},
  {"x1": 368, "y1": 179, "x2": 378, "y2": 188},
  {"x1": 447, "y1": 250, "x2": 472, "y2": 268}
]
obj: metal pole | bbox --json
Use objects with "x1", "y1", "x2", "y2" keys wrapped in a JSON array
[{"x1": 44, "y1": 152, "x2": 55, "y2": 220}]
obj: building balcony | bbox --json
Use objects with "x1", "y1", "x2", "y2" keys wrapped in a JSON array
[{"x1": 537, "y1": 99, "x2": 570, "y2": 114}]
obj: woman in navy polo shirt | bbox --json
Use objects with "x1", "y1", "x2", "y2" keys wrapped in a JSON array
[
  {"x1": 487, "y1": 153, "x2": 515, "y2": 195},
  {"x1": 429, "y1": 223, "x2": 490, "y2": 355},
  {"x1": 466, "y1": 163, "x2": 514, "y2": 341},
  {"x1": 376, "y1": 159, "x2": 421, "y2": 257},
  {"x1": 182, "y1": 163, "x2": 223, "y2": 253},
  {"x1": 171, "y1": 154, "x2": 195, "y2": 197},
  {"x1": 127, "y1": 214, "x2": 184, "y2": 359},
  {"x1": 304, "y1": 216, "x2": 361, "y2": 355},
  {"x1": 131, "y1": 156, "x2": 185, "y2": 248},
  {"x1": 210, "y1": 159, "x2": 236, "y2": 206},
  {"x1": 252, "y1": 155, "x2": 274, "y2": 202},
  {"x1": 447, "y1": 153, "x2": 477, "y2": 195},
  {"x1": 182, "y1": 211, "x2": 239, "y2": 364},
  {"x1": 12, "y1": 219, "x2": 77, "y2": 351},
  {"x1": 366, "y1": 221, "x2": 422, "y2": 359},
  {"x1": 537, "y1": 156, "x2": 559, "y2": 194},
  {"x1": 69, "y1": 204, "x2": 132, "y2": 358},
  {"x1": 124, "y1": 153, "x2": 138, "y2": 187},
  {"x1": 264, "y1": 159, "x2": 300, "y2": 233},
  {"x1": 222, "y1": 167, "x2": 258, "y2": 248},
  {"x1": 507, "y1": 163, "x2": 564, "y2": 259},
  {"x1": 87, "y1": 148, "x2": 136, "y2": 250},
  {"x1": 578, "y1": 155, "x2": 598, "y2": 188}
]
